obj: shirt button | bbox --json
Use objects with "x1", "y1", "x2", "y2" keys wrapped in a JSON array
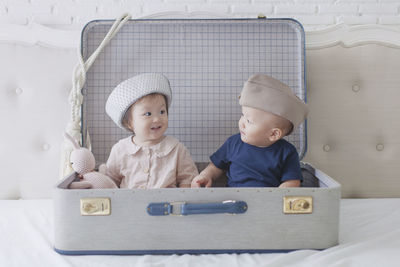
[{"x1": 143, "y1": 168, "x2": 149, "y2": 174}]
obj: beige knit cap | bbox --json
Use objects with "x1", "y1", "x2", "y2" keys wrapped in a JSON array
[{"x1": 239, "y1": 74, "x2": 309, "y2": 128}]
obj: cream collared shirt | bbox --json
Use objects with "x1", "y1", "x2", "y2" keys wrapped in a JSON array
[{"x1": 106, "y1": 136, "x2": 198, "y2": 189}]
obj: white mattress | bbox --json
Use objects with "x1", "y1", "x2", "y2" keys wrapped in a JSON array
[{"x1": 1, "y1": 199, "x2": 400, "y2": 267}]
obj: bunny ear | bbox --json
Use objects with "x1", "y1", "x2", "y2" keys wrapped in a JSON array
[{"x1": 64, "y1": 132, "x2": 81, "y2": 149}]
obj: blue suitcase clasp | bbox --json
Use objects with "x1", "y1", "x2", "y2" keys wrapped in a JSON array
[{"x1": 147, "y1": 200, "x2": 248, "y2": 216}]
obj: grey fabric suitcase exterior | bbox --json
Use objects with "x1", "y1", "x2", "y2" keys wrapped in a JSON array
[{"x1": 54, "y1": 18, "x2": 341, "y2": 255}]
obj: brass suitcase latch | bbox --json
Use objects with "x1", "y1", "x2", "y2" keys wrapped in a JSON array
[
  {"x1": 283, "y1": 196, "x2": 313, "y2": 214},
  {"x1": 80, "y1": 198, "x2": 111, "y2": 216}
]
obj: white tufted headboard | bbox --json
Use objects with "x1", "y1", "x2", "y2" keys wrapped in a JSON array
[
  {"x1": 0, "y1": 24, "x2": 78, "y2": 199},
  {"x1": 303, "y1": 25, "x2": 400, "y2": 198},
  {"x1": 1, "y1": 22, "x2": 400, "y2": 199}
]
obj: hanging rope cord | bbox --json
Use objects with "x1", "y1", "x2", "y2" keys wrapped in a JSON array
[
  {"x1": 61, "y1": 13, "x2": 131, "y2": 178},
  {"x1": 68, "y1": 13, "x2": 131, "y2": 136}
]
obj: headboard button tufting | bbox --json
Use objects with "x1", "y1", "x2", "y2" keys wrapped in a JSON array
[
  {"x1": 352, "y1": 84, "x2": 360, "y2": 92},
  {"x1": 42, "y1": 143, "x2": 51, "y2": 151},
  {"x1": 376, "y1": 143, "x2": 384, "y2": 152},
  {"x1": 323, "y1": 144, "x2": 331, "y2": 152},
  {"x1": 15, "y1": 87, "x2": 23, "y2": 95}
]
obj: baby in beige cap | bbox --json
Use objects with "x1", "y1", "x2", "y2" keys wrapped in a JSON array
[{"x1": 191, "y1": 74, "x2": 309, "y2": 188}]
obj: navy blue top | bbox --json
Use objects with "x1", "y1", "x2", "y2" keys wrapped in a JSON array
[{"x1": 210, "y1": 133, "x2": 303, "y2": 187}]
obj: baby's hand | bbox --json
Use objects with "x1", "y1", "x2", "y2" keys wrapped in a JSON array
[{"x1": 191, "y1": 175, "x2": 212, "y2": 188}]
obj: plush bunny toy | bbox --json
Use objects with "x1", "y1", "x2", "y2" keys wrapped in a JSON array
[{"x1": 65, "y1": 133, "x2": 118, "y2": 189}]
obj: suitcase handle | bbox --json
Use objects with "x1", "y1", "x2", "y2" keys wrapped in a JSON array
[{"x1": 147, "y1": 200, "x2": 248, "y2": 216}]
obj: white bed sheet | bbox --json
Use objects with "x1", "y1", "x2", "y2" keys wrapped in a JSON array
[{"x1": 1, "y1": 199, "x2": 400, "y2": 267}]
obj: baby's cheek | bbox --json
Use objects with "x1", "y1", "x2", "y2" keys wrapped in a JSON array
[{"x1": 163, "y1": 118, "x2": 169, "y2": 128}]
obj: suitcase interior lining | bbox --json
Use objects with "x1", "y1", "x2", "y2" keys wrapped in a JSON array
[{"x1": 80, "y1": 19, "x2": 306, "y2": 166}]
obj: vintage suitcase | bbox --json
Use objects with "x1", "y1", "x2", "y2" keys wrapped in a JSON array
[{"x1": 54, "y1": 18, "x2": 341, "y2": 255}]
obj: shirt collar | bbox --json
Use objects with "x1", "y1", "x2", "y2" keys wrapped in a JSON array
[
  {"x1": 125, "y1": 135, "x2": 179, "y2": 157},
  {"x1": 125, "y1": 136, "x2": 141, "y2": 155}
]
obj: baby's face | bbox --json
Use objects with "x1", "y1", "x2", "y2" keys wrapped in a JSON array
[
  {"x1": 238, "y1": 106, "x2": 285, "y2": 147},
  {"x1": 128, "y1": 94, "x2": 168, "y2": 146}
]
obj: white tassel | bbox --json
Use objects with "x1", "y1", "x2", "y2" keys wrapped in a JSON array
[{"x1": 59, "y1": 13, "x2": 132, "y2": 179}]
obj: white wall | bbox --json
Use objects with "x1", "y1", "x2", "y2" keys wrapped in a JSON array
[{"x1": 0, "y1": 0, "x2": 399, "y2": 31}]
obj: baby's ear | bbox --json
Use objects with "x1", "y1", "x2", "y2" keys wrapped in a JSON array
[
  {"x1": 268, "y1": 128, "x2": 283, "y2": 142},
  {"x1": 128, "y1": 121, "x2": 134, "y2": 132},
  {"x1": 122, "y1": 116, "x2": 134, "y2": 132},
  {"x1": 126, "y1": 123, "x2": 134, "y2": 133}
]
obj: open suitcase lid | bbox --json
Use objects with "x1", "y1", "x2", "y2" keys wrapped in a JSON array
[{"x1": 80, "y1": 18, "x2": 307, "y2": 165}]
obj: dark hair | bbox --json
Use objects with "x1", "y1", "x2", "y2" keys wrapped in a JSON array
[{"x1": 284, "y1": 122, "x2": 294, "y2": 136}]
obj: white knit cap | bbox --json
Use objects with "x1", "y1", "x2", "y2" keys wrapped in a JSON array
[{"x1": 105, "y1": 73, "x2": 172, "y2": 131}]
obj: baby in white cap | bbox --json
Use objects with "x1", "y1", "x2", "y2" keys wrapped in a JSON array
[
  {"x1": 191, "y1": 74, "x2": 309, "y2": 188},
  {"x1": 105, "y1": 73, "x2": 198, "y2": 189}
]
